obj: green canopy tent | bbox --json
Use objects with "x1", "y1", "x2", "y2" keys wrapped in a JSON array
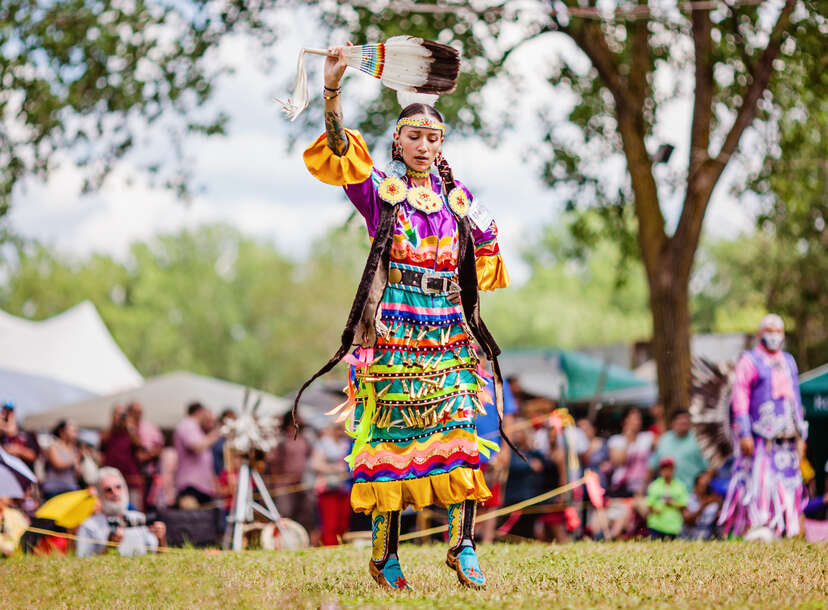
[
  {"x1": 801, "y1": 363, "x2": 828, "y2": 419},
  {"x1": 499, "y1": 348, "x2": 649, "y2": 403},
  {"x1": 558, "y1": 350, "x2": 650, "y2": 403},
  {"x1": 800, "y1": 363, "x2": 828, "y2": 497}
]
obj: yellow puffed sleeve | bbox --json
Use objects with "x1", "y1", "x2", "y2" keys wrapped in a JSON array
[
  {"x1": 302, "y1": 128, "x2": 373, "y2": 186},
  {"x1": 476, "y1": 255, "x2": 510, "y2": 291}
]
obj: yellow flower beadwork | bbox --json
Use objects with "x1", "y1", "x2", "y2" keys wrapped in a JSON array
[
  {"x1": 378, "y1": 176, "x2": 407, "y2": 204},
  {"x1": 447, "y1": 187, "x2": 470, "y2": 217},
  {"x1": 406, "y1": 186, "x2": 443, "y2": 214}
]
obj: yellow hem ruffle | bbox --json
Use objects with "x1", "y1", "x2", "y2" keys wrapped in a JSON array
[
  {"x1": 351, "y1": 467, "x2": 492, "y2": 514},
  {"x1": 476, "y1": 254, "x2": 510, "y2": 291},
  {"x1": 302, "y1": 128, "x2": 373, "y2": 186}
]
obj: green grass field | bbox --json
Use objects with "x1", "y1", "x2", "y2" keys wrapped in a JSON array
[{"x1": 1, "y1": 540, "x2": 826, "y2": 608}]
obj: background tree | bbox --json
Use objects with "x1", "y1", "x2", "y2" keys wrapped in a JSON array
[
  {"x1": 0, "y1": 223, "x2": 368, "y2": 395},
  {"x1": 0, "y1": 219, "x2": 657, "y2": 393},
  {"x1": 312, "y1": 0, "x2": 823, "y2": 414},
  {"x1": 0, "y1": 0, "x2": 272, "y2": 219},
  {"x1": 486, "y1": 217, "x2": 651, "y2": 348},
  {"x1": 740, "y1": 10, "x2": 826, "y2": 369},
  {"x1": 694, "y1": 16, "x2": 828, "y2": 369},
  {"x1": 692, "y1": 230, "x2": 827, "y2": 370}
]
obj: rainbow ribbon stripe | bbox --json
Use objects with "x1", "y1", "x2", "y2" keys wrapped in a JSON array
[{"x1": 359, "y1": 43, "x2": 385, "y2": 79}]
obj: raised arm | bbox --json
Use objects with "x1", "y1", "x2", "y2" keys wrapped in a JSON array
[
  {"x1": 323, "y1": 43, "x2": 351, "y2": 156},
  {"x1": 302, "y1": 44, "x2": 380, "y2": 229}
]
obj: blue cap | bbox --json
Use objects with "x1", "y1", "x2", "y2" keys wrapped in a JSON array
[{"x1": 2, "y1": 401, "x2": 13, "y2": 410}]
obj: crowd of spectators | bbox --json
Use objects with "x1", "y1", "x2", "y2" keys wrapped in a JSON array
[
  {"x1": 486, "y1": 404, "x2": 722, "y2": 542},
  {"x1": 2, "y1": 384, "x2": 827, "y2": 558}
]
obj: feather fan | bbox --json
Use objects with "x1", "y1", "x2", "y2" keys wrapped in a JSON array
[
  {"x1": 276, "y1": 36, "x2": 460, "y2": 121},
  {"x1": 689, "y1": 357, "x2": 736, "y2": 468}
]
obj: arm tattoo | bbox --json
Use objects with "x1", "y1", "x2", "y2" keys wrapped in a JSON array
[{"x1": 325, "y1": 110, "x2": 350, "y2": 156}]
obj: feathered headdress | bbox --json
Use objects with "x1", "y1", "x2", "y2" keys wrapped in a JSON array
[{"x1": 277, "y1": 36, "x2": 460, "y2": 120}]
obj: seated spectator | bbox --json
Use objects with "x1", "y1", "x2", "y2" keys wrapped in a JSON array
[
  {"x1": 101, "y1": 406, "x2": 144, "y2": 509},
  {"x1": 76, "y1": 467, "x2": 166, "y2": 558},
  {"x1": 503, "y1": 422, "x2": 545, "y2": 507},
  {"x1": 500, "y1": 421, "x2": 545, "y2": 539},
  {"x1": 598, "y1": 409, "x2": 654, "y2": 540},
  {"x1": 535, "y1": 425, "x2": 569, "y2": 543},
  {"x1": 647, "y1": 403, "x2": 667, "y2": 438},
  {"x1": 42, "y1": 420, "x2": 82, "y2": 500},
  {"x1": 607, "y1": 408, "x2": 654, "y2": 497},
  {"x1": 473, "y1": 347, "x2": 518, "y2": 544},
  {"x1": 649, "y1": 409, "x2": 708, "y2": 492},
  {"x1": 173, "y1": 403, "x2": 221, "y2": 507},
  {"x1": 1, "y1": 402, "x2": 38, "y2": 468},
  {"x1": 682, "y1": 470, "x2": 721, "y2": 540},
  {"x1": 216, "y1": 450, "x2": 243, "y2": 534},
  {"x1": 311, "y1": 424, "x2": 351, "y2": 546},
  {"x1": 77, "y1": 429, "x2": 102, "y2": 487},
  {"x1": 265, "y1": 417, "x2": 315, "y2": 537},
  {"x1": 0, "y1": 497, "x2": 29, "y2": 557},
  {"x1": 802, "y1": 460, "x2": 828, "y2": 520},
  {"x1": 212, "y1": 408, "x2": 236, "y2": 476},
  {"x1": 127, "y1": 402, "x2": 163, "y2": 498},
  {"x1": 645, "y1": 457, "x2": 688, "y2": 540},
  {"x1": 577, "y1": 418, "x2": 610, "y2": 489},
  {"x1": 147, "y1": 438, "x2": 178, "y2": 510}
]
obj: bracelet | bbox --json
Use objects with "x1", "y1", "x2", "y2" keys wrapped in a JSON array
[
  {"x1": 324, "y1": 85, "x2": 341, "y2": 92},
  {"x1": 323, "y1": 89, "x2": 340, "y2": 101}
]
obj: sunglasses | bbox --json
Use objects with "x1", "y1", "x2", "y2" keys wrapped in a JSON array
[{"x1": 103, "y1": 484, "x2": 124, "y2": 493}]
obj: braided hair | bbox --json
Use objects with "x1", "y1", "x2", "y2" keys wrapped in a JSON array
[{"x1": 393, "y1": 104, "x2": 457, "y2": 196}]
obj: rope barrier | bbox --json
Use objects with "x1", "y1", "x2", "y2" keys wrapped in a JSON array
[
  {"x1": 22, "y1": 525, "x2": 182, "y2": 554},
  {"x1": 397, "y1": 476, "x2": 587, "y2": 541},
  {"x1": 19, "y1": 474, "x2": 601, "y2": 552}
]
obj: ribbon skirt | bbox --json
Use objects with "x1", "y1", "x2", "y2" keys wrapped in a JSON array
[{"x1": 343, "y1": 283, "x2": 493, "y2": 514}]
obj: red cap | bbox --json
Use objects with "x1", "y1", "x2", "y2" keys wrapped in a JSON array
[{"x1": 659, "y1": 457, "x2": 675, "y2": 468}]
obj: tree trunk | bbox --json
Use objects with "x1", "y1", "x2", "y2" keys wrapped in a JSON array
[{"x1": 648, "y1": 257, "x2": 692, "y2": 417}]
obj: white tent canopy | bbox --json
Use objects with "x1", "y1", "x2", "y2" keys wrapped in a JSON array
[
  {"x1": 23, "y1": 371, "x2": 292, "y2": 431},
  {"x1": 0, "y1": 368, "x2": 97, "y2": 419},
  {"x1": 0, "y1": 301, "x2": 142, "y2": 399}
]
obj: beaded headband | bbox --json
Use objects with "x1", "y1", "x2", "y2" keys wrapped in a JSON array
[{"x1": 396, "y1": 117, "x2": 445, "y2": 133}]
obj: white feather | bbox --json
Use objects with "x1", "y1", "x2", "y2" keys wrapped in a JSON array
[{"x1": 222, "y1": 397, "x2": 280, "y2": 453}]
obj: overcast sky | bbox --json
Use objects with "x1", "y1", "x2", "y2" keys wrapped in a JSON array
[{"x1": 7, "y1": 9, "x2": 761, "y2": 284}]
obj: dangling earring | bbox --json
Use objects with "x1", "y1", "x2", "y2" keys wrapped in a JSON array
[
  {"x1": 393, "y1": 140, "x2": 402, "y2": 158},
  {"x1": 434, "y1": 150, "x2": 444, "y2": 167}
]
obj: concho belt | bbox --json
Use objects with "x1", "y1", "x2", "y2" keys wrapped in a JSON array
[{"x1": 388, "y1": 267, "x2": 460, "y2": 295}]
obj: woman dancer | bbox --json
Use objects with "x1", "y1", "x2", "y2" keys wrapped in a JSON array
[{"x1": 297, "y1": 44, "x2": 511, "y2": 590}]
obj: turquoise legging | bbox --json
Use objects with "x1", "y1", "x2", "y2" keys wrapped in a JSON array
[{"x1": 370, "y1": 500, "x2": 476, "y2": 564}]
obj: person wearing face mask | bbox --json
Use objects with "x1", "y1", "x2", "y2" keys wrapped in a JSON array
[
  {"x1": 295, "y1": 43, "x2": 511, "y2": 590},
  {"x1": 719, "y1": 314, "x2": 808, "y2": 539}
]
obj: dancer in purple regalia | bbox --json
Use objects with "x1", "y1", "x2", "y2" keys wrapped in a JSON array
[{"x1": 719, "y1": 314, "x2": 808, "y2": 538}]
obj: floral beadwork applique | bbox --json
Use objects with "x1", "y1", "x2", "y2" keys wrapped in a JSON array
[
  {"x1": 378, "y1": 176, "x2": 408, "y2": 204},
  {"x1": 447, "y1": 187, "x2": 470, "y2": 217},
  {"x1": 406, "y1": 186, "x2": 443, "y2": 214}
]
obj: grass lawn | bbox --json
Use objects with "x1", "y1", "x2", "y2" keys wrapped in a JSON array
[{"x1": 1, "y1": 539, "x2": 826, "y2": 608}]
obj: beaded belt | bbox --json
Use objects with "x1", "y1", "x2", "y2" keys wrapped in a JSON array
[{"x1": 388, "y1": 265, "x2": 460, "y2": 295}]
